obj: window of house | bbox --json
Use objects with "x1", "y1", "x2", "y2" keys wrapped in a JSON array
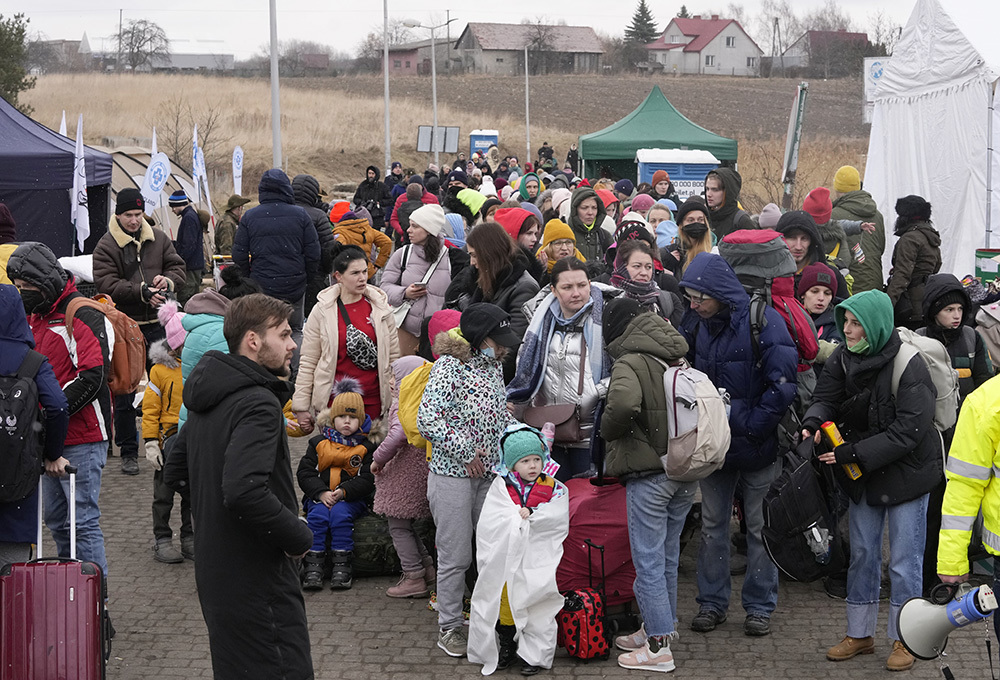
[
  {"x1": 496, "y1": 57, "x2": 504, "y2": 63},
  {"x1": 725, "y1": 36, "x2": 736, "y2": 47},
  {"x1": 393, "y1": 60, "x2": 401, "y2": 68},
  {"x1": 747, "y1": 56, "x2": 757, "y2": 68},
  {"x1": 670, "y1": 35, "x2": 680, "y2": 43},
  {"x1": 405, "y1": 61, "x2": 410, "y2": 68},
  {"x1": 705, "y1": 55, "x2": 715, "y2": 66}
]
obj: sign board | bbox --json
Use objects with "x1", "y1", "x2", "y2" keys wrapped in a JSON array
[
  {"x1": 863, "y1": 57, "x2": 890, "y2": 124},
  {"x1": 417, "y1": 126, "x2": 460, "y2": 153}
]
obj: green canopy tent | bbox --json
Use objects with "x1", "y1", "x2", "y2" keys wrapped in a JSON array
[{"x1": 578, "y1": 85, "x2": 738, "y2": 180}]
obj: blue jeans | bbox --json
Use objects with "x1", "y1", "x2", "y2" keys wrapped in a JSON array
[
  {"x1": 846, "y1": 493, "x2": 928, "y2": 641},
  {"x1": 696, "y1": 459, "x2": 781, "y2": 618},
  {"x1": 43, "y1": 441, "x2": 108, "y2": 577},
  {"x1": 625, "y1": 473, "x2": 697, "y2": 637},
  {"x1": 305, "y1": 498, "x2": 367, "y2": 552}
]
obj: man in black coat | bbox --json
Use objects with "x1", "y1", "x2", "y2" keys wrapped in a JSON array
[
  {"x1": 352, "y1": 165, "x2": 393, "y2": 234},
  {"x1": 164, "y1": 293, "x2": 314, "y2": 680}
]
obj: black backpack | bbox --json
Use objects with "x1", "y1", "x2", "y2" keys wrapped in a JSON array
[
  {"x1": 0, "y1": 351, "x2": 46, "y2": 503},
  {"x1": 762, "y1": 439, "x2": 846, "y2": 582}
]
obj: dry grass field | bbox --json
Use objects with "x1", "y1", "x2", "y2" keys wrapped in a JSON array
[{"x1": 24, "y1": 72, "x2": 868, "y2": 212}]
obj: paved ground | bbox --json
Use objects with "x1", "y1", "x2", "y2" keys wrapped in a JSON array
[{"x1": 81, "y1": 438, "x2": 997, "y2": 680}]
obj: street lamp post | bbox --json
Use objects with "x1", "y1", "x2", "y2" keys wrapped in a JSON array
[{"x1": 404, "y1": 18, "x2": 455, "y2": 168}]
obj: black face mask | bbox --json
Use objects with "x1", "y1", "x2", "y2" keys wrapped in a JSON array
[{"x1": 20, "y1": 289, "x2": 48, "y2": 315}]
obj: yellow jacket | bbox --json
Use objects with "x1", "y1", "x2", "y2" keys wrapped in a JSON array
[
  {"x1": 938, "y1": 375, "x2": 1000, "y2": 575},
  {"x1": 141, "y1": 340, "x2": 183, "y2": 443}
]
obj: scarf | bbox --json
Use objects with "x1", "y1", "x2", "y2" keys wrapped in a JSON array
[
  {"x1": 506, "y1": 287, "x2": 608, "y2": 403},
  {"x1": 610, "y1": 261, "x2": 661, "y2": 309}
]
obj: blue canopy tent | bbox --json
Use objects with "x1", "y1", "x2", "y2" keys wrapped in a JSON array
[{"x1": 0, "y1": 96, "x2": 112, "y2": 256}]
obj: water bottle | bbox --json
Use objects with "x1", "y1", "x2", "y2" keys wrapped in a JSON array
[{"x1": 541, "y1": 421, "x2": 555, "y2": 452}]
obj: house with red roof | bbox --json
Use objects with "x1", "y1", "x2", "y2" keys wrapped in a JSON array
[{"x1": 645, "y1": 15, "x2": 763, "y2": 76}]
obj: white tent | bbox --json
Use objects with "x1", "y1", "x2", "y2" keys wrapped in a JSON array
[{"x1": 864, "y1": 0, "x2": 1000, "y2": 280}]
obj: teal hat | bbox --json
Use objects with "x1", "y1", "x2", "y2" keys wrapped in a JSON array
[{"x1": 501, "y1": 425, "x2": 546, "y2": 471}]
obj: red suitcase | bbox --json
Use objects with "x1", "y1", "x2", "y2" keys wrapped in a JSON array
[{"x1": 1, "y1": 467, "x2": 109, "y2": 680}]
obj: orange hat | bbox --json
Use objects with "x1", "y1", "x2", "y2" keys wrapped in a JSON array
[
  {"x1": 596, "y1": 189, "x2": 618, "y2": 209},
  {"x1": 651, "y1": 170, "x2": 670, "y2": 186},
  {"x1": 329, "y1": 201, "x2": 351, "y2": 224},
  {"x1": 803, "y1": 187, "x2": 832, "y2": 226}
]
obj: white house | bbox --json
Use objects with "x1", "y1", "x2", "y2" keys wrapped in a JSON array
[{"x1": 645, "y1": 15, "x2": 763, "y2": 77}]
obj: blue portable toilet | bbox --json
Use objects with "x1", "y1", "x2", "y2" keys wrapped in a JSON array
[
  {"x1": 470, "y1": 129, "x2": 499, "y2": 157},
  {"x1": 636, "y1": 149, "x2": 720, "y2": 201}
]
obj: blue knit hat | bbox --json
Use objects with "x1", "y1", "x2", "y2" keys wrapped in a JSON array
[{"x1": 168, "y1": 190, "x2": 190, "y2": 207}]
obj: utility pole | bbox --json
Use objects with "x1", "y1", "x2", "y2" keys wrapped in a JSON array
[
  {"x1": 117, "y1": 9, "x2": 122, "y2": 73},
  {"x1": 524, "y1": 46, "x2": 531, "y2": 166},
  {"x1": 383, "y1": 0, "x2": 391, "y2": 174},
  {"x1": 430, "y1": 27, "x2": 439, "y2": 167},
  {"x1": 446, "y1": 10, "x2": 451, "y2": 73},
  {"x1": 269, "y1": 0, "x2": 282, "y2": 167}
]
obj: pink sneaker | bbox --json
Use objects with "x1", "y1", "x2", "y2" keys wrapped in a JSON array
[
  {"x1": 615, "y1": 625, "x2": 647, "y2": 651},
  {"x1": 617, "y1": 638, "x2": 675, "y2": 673}
]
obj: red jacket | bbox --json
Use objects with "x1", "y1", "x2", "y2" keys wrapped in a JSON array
[
  {"x1": 389, "y1": 190, "x2": 439, "y2": 236},
  {"x1": 27, "y1": 279, "x2": 113, "y2": 445},
  {"x1": 505, "y1": 474, "x2": 556, "y2": 508}
]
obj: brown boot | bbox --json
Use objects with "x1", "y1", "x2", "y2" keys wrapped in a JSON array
[
  {"x1": 387, "y1": 569, "x2": 429, "y2": 598},
  {"x1": 827, "y1": 636, "x2": 875, "y2": 661},
  {"x1": 886, "y1": 641, "x2": 914, "y2": 671},
  {"x1": 422, "y1": 555, "x2": 437, "y2": 583}
]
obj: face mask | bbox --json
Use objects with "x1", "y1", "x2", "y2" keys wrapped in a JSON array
[
  {"x1": 847, "y1": 337, "x2": 870, "y2": 355},
  {"x1": 20, "y1": 289, "x2": 47, "y2": 315},
  {"x1": 480, "y1": 346, "x2": 496, "y2": 359}
]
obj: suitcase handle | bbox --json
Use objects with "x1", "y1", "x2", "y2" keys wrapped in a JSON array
[
  {"x1": 583, "y1": 539, "x2": 606, "y2": 598},
  {"x1": 35, "y1": 466, "x2": 78, "y2": 560}
]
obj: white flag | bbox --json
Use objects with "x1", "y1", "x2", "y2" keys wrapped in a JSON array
[
  {"x1": 151, "y1": 126, "x2": 158, "y2": 156},
  {"x1": 72, "y1": 115, "x2": 90, "y2": 252},
  {"x1": 140, "y1": 152, "x2": 172, "y2": 216},
  {"x1": 232, "y1": 146, "x2": 244, "y2": 196},
  {"x1": 192, "y1": 124, "x2": 201, "y2": 202},
  {"x1": 59, "y1": 111, "x2": 67, "y2": 137}
]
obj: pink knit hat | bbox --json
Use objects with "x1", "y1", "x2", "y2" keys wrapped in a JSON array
[
  {"x1": 157, "y1": 299, "x2": 187, "y2": 350},
  {"x1": 629, "y1": 194, "x2": 656, "y2": 215}
]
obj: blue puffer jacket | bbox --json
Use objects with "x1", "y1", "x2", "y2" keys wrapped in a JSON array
[
  {"x1": 177, "y1": 289, "x2": 230, "y2": 431},
  {"x1": 679, "y1": 253, "x2": 797, "y2": 471},
  {"x1": 232, "y1": 169, "x2": 320, "y2": 302}
]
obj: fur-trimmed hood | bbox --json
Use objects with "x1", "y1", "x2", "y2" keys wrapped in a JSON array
[
  {"x1": 431, "y1": 330, "x2": 472, "y2": 363},
  {"x1": 148, "y1": 338, "x2": 180, "y2": 369}
]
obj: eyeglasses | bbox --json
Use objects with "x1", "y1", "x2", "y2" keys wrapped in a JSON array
[
  {"x1": 552, "y1": 239, "x2": 574, "y2": 247},
  {"x1": 686, "y1": 291, "x2": 710, "y2": 306}
]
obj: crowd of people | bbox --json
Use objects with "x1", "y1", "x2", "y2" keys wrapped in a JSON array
[{"x1": 0, "y1": 150, "x2": 997, "y2": 680}]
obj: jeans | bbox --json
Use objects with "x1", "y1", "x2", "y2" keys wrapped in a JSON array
[
  {"x1": 696, "y1": 458, "x2": 781, "y2": 618},
  {"x1": 289, "y1": 295, "x2": 304, "y2": 384},
  {"x1": 845, "y1": 493, "x2": 928, "y2": 641},
  {"x1": 43, "y1": 441, "x2": 108, "y2": 577},
  {"x1": 152, "y1": 468, "x2": 192, "y2": 542},
  {"x1": 427, "y1": 472, "x2": 491, "y2": 630},
  {"x1": 114, "y1": 323, "x2": 166, "y2": 458},
  {"x1": 305, "y1": 498, "x2": 367, "y2": 552},
  {"x1": 625, "y1": 473, "x2": 697, "y2": 637}
]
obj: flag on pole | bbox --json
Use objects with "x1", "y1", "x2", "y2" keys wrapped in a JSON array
[
  {"x1": 232, "y1": 146, "x2": 244, "y2": 196},
  {"x1": 192, "y1": 124, "x2": 201, "y2": 202},
  {"x1": 151, "y1": 126, "x2": 158, "y2": 155},
  {"x1": 59, "y1": 111, "x2": 67, "y2": 137},
  {"x1": 72, "y1": 115, "x2": 90, "y2": 253}
]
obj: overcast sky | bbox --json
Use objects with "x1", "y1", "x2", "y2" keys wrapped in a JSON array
[{"x1": 17, "y1": 0, "x2": 918, "y2": 61}]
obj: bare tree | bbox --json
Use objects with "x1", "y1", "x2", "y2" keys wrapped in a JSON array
[
  {"x1": 152, "y1": 97, "x2": 231, "y2": 171},
  {"x1": 117, "y1": 18, "x2": 169, "y2": 71},
  {"x1": 352, "y1": 20, "x2": 413, "y2": 74},
  {"x1": 867, "y1": 9, "x2": 901, "y2": 56},
  {"x1": 522, "y1": 18, "x2": 558, "y2": 75}
]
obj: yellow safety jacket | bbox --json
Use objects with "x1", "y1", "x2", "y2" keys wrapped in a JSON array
[{"x1": 938, "y1": 375, "x2": 1000, "y2": 575}]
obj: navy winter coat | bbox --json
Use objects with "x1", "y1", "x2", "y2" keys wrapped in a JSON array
[
  {"x1": 232, "y1": 169, "x2": 320, "y2": 303},
  {"x1": 679, "y1": 253, "x2": 798, "y2": 471},
  {"x1": 174, "y1": 204, "x2": 205, "y2": 271},
  {"x1": 0, "y1": 284, "x2": 69, "y2": 544}
]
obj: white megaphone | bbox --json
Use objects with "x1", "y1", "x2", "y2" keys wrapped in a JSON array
[{"x1": 897, "y1": 583, "x2": 998, "y2": 660}]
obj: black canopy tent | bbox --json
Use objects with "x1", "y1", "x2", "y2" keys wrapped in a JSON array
[{"x1": 0, "y1": 97, "x2": 112, "y2": 257}]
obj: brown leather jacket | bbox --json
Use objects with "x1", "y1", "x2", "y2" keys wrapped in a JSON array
[{"x1": 92, "y1": 214, "x2": 186, "y2": 324}]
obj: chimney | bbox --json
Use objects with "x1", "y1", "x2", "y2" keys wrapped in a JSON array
[
  {"x1": 693, "y1": 14, "x2": 701, "y2": 19},
  {"x1": 711, "y1": 14, "x2": 719, "y2": 20}
]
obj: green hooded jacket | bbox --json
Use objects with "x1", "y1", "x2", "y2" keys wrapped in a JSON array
[
  {"x1": 831, "y1": 189, "x2": 885, "y2": 293},
  {"x1": 568, "y1": 187, "x2": 612, "y2": 263},
  {"x1": 602, "y1": 313, "x2": 690, "y2": 478},
  {"x1": 835, "y1": 289, "x2": 895, "y2": 355}
]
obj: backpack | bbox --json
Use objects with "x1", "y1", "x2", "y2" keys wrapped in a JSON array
[
  {"x1": 0, "y1": 351, "x2": 45, "y2": 503},
  {"x1": 891, "y1": 327, "x2": 961, "y2": 432},
  {"x1": 351, "y1": 514, "x2": 436, "y2": 577},
  {"x1": 396, "y1": 360, "x2": 433, "y2": 460},
  {"x1": 650, "y1": 357, "x2": 731, "y2": 482},
  {"x1": 762, "y1": 439, "x2": 846, "y2": 582},
  {"x1": 719, "y1": 229, "x2": 819, "y2": 370},
  {"x1": 65, "y1": 294, "x2": 146, "y2": 396}
]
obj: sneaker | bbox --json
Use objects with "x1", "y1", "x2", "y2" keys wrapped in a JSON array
[
  {"x1": 386, "y1": 571, "x2": 429, "y2": 598},
  {"x1": 180, "y1": 537, "x2": 195, "y2": 561},
  {"x1": 743, "y1": 614, "x2": 771, "y2": 637},
  {"x1": 520, "y1": 662, "x2": 542, "y2": 676},
  {"x1": 615, "y1": 624, "x2": 648, "y2": 651},
  {"x1": 826, "y1": 636, "x2": 875, "y2": 661},
  {"x1": 437, "y1": 627, "x2": 468, "y2": 658},
  {"x1": 690, "y1": 608, "x2": 726, "y2": 633},
  {"x1": 823, "y1": 576, "x2": 847, "y2": 600},
  {"x1": 121, "y1": 457, "x2": 140, "y2": 475},
  {"x1": 153, "y1": 539, "x2": 183, "y2": 564},
  {"x1": 886, "y1": 641, "x2": 914, "y2": 671},
  {"x1": 617, "y1": 638, "x2": 676, "y2": 673}
]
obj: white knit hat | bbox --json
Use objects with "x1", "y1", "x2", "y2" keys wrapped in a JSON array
[{"x1": 409, "y1": 204, "x2": 447, "y2": 237}]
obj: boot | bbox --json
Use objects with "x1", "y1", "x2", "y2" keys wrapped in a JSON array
[
  {"x1": 329, "y1": 550, "x2": 353, "y2": 590},
  {"x1": 387, "y1": 569, "x2": 429, "y2": 598},
  {"x1": 180, "y1": 536, "x2": 195, "y2": 561},
  {"x1": 153, "y1": 538, "x2": 183, "y2": 564},
  {"x1": 422, "y1": 555, "x2": 437, "y2": 583},
  {"x1": 301, "y1": 551, "x2": 325, "y2": 591},
  {"x1": 496, "y1": 622, "x2": 517, "y2": 670}
]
